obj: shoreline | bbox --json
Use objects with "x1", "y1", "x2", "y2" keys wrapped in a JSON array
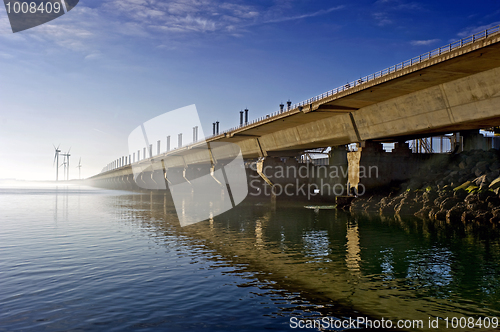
[{"x1": 350, "y1": 149, "x2": 500, "y2": 225}]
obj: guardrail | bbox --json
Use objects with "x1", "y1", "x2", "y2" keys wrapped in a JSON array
[{"x1": 102, "y1": 25, "x2": 500, "y2": 172}]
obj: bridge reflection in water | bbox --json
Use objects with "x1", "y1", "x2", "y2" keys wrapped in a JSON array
[{"x1": 109, "y1": 193, "x2": 500, "y2": 330}]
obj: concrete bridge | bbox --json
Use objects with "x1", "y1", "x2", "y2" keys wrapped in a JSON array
[
  {"x1": 89, "y1": 25, "x2": 500, "y2": 195},
  {"x1": 218, "y1": 26, "x2": 500, "y2": 157}
]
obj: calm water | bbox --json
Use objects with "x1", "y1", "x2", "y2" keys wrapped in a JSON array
[{"x1": 1, "y1": 184, "x2": 500, "y2": 331}]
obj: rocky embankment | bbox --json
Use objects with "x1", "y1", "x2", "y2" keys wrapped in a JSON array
[{"x1": 350, "y1": 149, "x2": 500, "y2": 224}]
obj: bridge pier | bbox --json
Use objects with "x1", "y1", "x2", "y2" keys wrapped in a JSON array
[
  {"x1": 126, "y1": 174, "x2": 141, "y2": 191},
  {"x1": 347, "y1": 141, "x2": 434, "y2": 193},
  {"x1": 461, "y1": 130, "x2": 493, "y2": 151},
  {"x1": 248, "y1": 157, "x2": 332, "y2": 200},
  {"x1": 307, "y1": 146, "x2": 349, "y2": 197},
  {"x1": 137, "y1": 173, "x2": 149, "y2": 189}
]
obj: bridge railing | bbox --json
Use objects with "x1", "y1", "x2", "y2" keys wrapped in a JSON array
[{"x1": 102, "y1": 25, "x2": 500, "y2": 173}]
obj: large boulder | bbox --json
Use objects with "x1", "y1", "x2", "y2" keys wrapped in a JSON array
[
  {"x1": 475, "y1": 211, "x2": 493, "y2": 224},
  {"x1": 475, "y1": 160, "x2": 490, "y2": 172},
  {"x1": 461, "y1": 211, "x2": 475, "y2": 223},
  {"x1": 446, "y1": 204, "x2": 466, "y2": 223},
  {"x1": 489, "y1": 176, "x2": 500, "y2": 192},
  {"x1": 466, "y1": 155, "x2": 479, "y2": 167},
  {"x1": 395, "y1": 199, "x2": 423, "y2": 215},
  {"x1": 434, "y1": 190, "x2": 453, "y2": 207},
  {"x1": 489, "y1": 162, "x2": 500, "y2": 172},
  {"x1": 454, "y1": 181, "x2": 471, "y2": 191},
  {"x1": 349, "y1": 198, "x2": 366, "y2": 212},
  {"x1": 486, "y1": 170, "x2": 500, "y2": 182},
  {"x1": 379, "y1": 196, "x2": 399, "y2": 214},
  {"x1": 440, "y1": 197, "x2": 459, "y2": 210},
  {"x1": 415, "y1": 206, "x2": 432, "y2": 219},
  {"x1": 434, "y1": 209, "x2": 447, "y2": 221},
  {"x1": 464, "y1": 192, "x2": 488, "y2": 211},
  {"x1": 361, "y1": 196, "x2": 381, "y2": 212},
  {"x1": 478, "y1": 189, "x2": 496, "y2": 202},
  {"x1": 453, "y1": 188, "x2": 468, "y2": 201},
  {"x1": 491, "y1": 208, "x2": 500, "y2": 224},
  {"x1": 487, "y1": 195, "x2": 500, "y2": 209}
]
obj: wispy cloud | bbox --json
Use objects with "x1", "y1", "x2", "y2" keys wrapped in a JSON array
[
  {"x1": 102, "y1": 0, "x2": 261, "y2": 34},
  {"x1": 84, "y1": 51, "x2": 102, "y2": 61},
  {"x1": 373, "y1": 12, "x2": 392, "y2": 26},
  {"x1": 375, "y1": 0, "x2": 422, "y2": 10},
  {"x1": 457, "y1": 21, "x2": 500, "y2": 38},
  {"x1": 0, "y1": 1, "x2": 347, "y2": 58},
  {"x1": 102, "y1": 1, "x2": 345, "y2": 35},
  {"x1": 410, "y1": 38, "x2": 440, "y2": 46},
  {"x1": 372, "y1": 0, "x2": 423, "y2": 26},
  {"x1": 0, "y1": 52, "x2": 14, "y2": 59},
  {"x1": 260, "y1": 6, "x2": 345, "y2": 24}
]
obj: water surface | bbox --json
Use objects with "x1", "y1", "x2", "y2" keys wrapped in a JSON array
[{"x1": 1, "y1": 184, "x2": 500, "y2": 331}]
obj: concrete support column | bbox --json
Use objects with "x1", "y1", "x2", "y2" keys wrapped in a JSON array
[
  {"x1": 329, "y1": 145, "x2": 348, "y2": 189},
  {"x1": 347, "y1": 148, "x2": 362, "y2": 193},
  {"x1": 392, "y1": 141, "x2": 412, "y2": 156},
  {"x1": 461, "y1": 130, "x2": 490, "y2": 151}
]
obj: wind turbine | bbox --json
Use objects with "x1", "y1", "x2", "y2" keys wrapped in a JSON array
[
  {"x1": 60, "y1": 158, "x2": 67, "y2": 181},
  {"x1": 66, "y1": 148, "x2": 71, "y2": 181},
  {"x1": 60, "y1": 148, "x2": 71, "y2": 181},
  {"x1": 53, "y1": 144, "x2": 61, "y2": 181},
  {"x1": 76, "y1": 158, "x2": 82, "y2": 180}
]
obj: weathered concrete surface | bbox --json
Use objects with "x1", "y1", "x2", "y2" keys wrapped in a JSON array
[
  {"x1": 347, "y1": 149, "x2": 362, "y2": 192},
  {"x1": 353, "y1": 66, "x2": 500, "y2": 142},
  {"x1": 355, "y1": 142, "x2": 434, "y2": 191}
]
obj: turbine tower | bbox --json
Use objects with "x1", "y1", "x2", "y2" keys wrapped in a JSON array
[
  {"x1": 53, "y1": 144, "x2": 61, "y2": 181},
  {"x1": 60, "y1": 148, "x2": 71, "y2": 181},
  {"x1": 66, "y1": 148, "x2": 71, "y2": 181},
  {"x1": 60, "y1": 158, "x2": 67, "y2": 181},
  {"x1": 77, "y1": 158, "x2": 82, "y2": 180}
]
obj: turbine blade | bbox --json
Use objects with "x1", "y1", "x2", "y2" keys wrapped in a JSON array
[{"x1": 53, "y1": 144, "x2": 58, "y2": 166}]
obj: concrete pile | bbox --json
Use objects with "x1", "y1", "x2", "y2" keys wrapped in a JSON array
[{"x1": 350, "y1": 149, "x2": 500, "y2": 224}]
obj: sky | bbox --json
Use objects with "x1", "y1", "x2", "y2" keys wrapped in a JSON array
[{"x1": 0, "y1": 0, "x2": 499, "y2": 180}]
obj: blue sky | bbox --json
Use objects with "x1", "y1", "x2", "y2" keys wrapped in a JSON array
[{"x1": 0, "y1": 0, "x2": 499, "y2": 180}]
